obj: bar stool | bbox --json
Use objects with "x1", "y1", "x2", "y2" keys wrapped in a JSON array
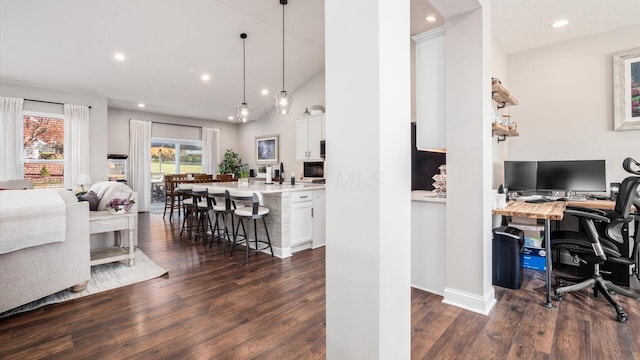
[
  {"x1": 192, "y1": 187, "x2": 214, "y2": 245},
  {"x1": 229, "y1": 190, "x2": 273, "y2": 264},
  {"x1": 178, "y1": 185, "x2": 197, "y2": 239},
  {"x1": 206, "y1": 188, "x2": 238, "y2": 254}
]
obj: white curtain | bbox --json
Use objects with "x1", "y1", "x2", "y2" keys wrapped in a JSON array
[
  {"x1": 129, "y1": 119, "x2": 151, "y2": 212},
  {"x1": 0, "y1": 97, "x2": 24, "y2": 180},
  {"x1": 201, "y1": 127, "x2": 220, "y2": 175},
  {"x1": 63, "y1": 104, "x2": 90, "y2": 189}
]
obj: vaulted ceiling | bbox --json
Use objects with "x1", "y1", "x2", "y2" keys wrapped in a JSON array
[{"x1": 1, "y1": 0, "x2": 638, "y2": 122}]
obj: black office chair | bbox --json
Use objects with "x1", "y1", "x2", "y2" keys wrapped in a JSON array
[{"x1": 551, "y1": 170, "x2": 640, "y2": 322}]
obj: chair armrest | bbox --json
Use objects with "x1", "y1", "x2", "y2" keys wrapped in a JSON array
[
  {"x1": 565, "y1": 209, "x2": 611, "y2": 223},
  {"x1": 566, "y1": 206, "x2": 607, "y2": 217}
]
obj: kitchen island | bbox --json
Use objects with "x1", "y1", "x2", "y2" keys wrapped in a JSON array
[{"x1": 195, "y1": 181, "x2": 326, "y2": 258}]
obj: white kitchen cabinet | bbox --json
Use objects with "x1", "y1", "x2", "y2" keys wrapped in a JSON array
[
  {"x1": 411, "y1": 197, "x2": 446, "y2": 295},
  {"x1": 296, "y1": 115, "x2": 325, "y2": 161},
  {"x1": 290, "y1": 191, "x2": 313, "y2": 248},
  {"x1": 311, "y1": 190, "x2": 326, "y2": 248},
  {"x1": 412, "y1": 27, "x2": 445, "y2": 151}
]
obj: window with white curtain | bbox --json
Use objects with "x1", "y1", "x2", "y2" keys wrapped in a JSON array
[
  {"x1": 22, "y1": 111, "x2": 65, "y2": 188},
  {"x1": 151, "y1": 138, "x2": 202, "y2": 174}
]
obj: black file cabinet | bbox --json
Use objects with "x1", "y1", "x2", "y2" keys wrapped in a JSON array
[{"x1": 492, "y1": 226, "x2": 525, "y2": 289}]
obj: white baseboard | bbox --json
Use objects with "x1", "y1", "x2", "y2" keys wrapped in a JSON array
[
  {"x1": 411, "y1": 284, "x2": 444, "y2": 297},
  {"x1": 271, "y1": 246, "x2": 291, "y2": 259},
  {"x1": 291, "y1": 242, "x2": 312, "y2": 253},
  {"x1": 442, "y1": 287, "x2": 496, "y2": 315}
]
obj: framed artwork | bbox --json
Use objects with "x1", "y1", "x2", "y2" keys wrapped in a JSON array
[
  {"x1": 613, "y1": 47, "x2": 640, "y2": 131},
  {"x1": 255, "y1": 135, "x2": 279, "y2": 164}
]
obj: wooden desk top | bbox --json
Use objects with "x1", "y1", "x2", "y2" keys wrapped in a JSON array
[{"x1": 492, "y1": 200, "x2": 567, "y2": 220}]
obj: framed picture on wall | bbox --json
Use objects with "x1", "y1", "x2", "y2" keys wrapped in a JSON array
[
  {"x1": 613, "y1": 47, "x2": 640, "y2": 131},
  {"x1": 255, "y1": 135, "x2": 279, "y2": 164}
]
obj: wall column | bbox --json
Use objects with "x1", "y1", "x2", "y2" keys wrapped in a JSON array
[
  {"x1": 431, "y1": 0, "x2": 496, "y2": 314},
  {"x1": 325, "y1": 0, "x2": 412, "y2": 358}
]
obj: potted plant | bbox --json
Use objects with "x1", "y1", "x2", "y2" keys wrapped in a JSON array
[{"x1": 218, "y1": 149, "x2": 246, "y2": 179}]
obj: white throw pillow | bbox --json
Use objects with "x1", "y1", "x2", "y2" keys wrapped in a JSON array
[{"x1": 95, "y1": 182, "x2": 134, "y2": 211}]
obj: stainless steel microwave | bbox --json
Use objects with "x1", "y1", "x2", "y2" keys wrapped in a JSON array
[{"x1": 303, "y1": 161, "x2": 324, "y2": 178}]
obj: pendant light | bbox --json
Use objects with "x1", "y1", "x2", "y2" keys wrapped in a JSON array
[
  {"x1": 274, "y1": 0, "x2": 293, "y2": 115},
  {"x1": 236, "y1": 33, "x2": 252, "y2": 122}
]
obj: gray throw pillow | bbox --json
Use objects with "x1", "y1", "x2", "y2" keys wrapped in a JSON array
[{"x1": 77, "y1": 190, "x2": 99, "y2": 211}]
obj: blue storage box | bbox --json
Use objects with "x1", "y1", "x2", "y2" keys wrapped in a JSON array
[{"x1": 522, "y1": 246, "x2": 546, "y2": 271}]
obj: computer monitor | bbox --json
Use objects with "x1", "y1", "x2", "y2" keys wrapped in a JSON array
[
  {"x1": 536, "y1": 160, "x2": 606, "y2": 193},
  {"x1": 504, "y1": 161, "x2": 537, "y2": 191}
]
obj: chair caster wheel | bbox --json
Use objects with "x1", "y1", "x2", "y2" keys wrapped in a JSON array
[
  {"x1": 617, "y1": 312, "x2": 628, "y2": 323},
  {"x1": 554, "y1": 293, "x2": 563, "y2": 301}
]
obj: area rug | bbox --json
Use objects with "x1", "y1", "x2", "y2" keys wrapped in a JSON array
[{"x1": 0, "y1": 249, "x2": 168, "y2": 318}]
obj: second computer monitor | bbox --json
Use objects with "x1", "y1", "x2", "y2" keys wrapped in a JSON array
[{"x1": 536, "y1": 160, "x2": 606, "y2": 193}]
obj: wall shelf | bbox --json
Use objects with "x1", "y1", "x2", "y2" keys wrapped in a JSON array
[
  {"x1": 492, "y1": 124, "x2": 519, "y2": 143},
  {"x1": 492, "y1": 78, "x2": 519, "y2": 109},
  {"x1": 491, "y1": 78, "x2": 520, "y2": 143}
]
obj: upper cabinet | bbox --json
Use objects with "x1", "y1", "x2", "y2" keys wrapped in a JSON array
[
  {"x1": 413, "y1": 27, "x2": 446, "y2": 151},
  {"x1": 296, "y1": 115, "x2": 325, "y2": 161}
]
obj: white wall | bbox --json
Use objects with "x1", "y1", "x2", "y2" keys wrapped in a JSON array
[
  {"x1": 107, "y1": 108, "x2": 239, "y2": 163},
  {"x1": 0, "y1": 81, "x2": 109, "y2": 182},
  {"x1": 237, "y1": 70, "x2": 325, "y2": 177},
  {"x1": 507, "y1": 24, "x2": 640, "y2": 186}
]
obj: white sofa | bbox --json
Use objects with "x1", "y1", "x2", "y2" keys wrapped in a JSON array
[{"x1": 0, "y1": 187, "x2": 90, "y2": 313}]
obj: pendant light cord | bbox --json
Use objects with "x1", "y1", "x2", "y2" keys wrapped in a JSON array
[
  {"x1": 243, "y1": 35, "x2": 247, "y2": 103},
  {"x1": 282, "y1": 1, "x2": 285, "y2": 91}
]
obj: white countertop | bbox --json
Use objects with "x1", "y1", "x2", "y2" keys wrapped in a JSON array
[
  {"x1": 187, "y1": 181, "x2": 325, "y2": 194},
  {"x1": 411, "y1": 190, "x2": 446, "y2": 203}
]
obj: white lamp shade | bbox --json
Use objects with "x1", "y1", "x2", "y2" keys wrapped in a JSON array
[
  {"x1": 77, "y1": 174, "x2": 91, "y2": 186},
  {"x1": 274, "y1": 90, "x2": 293, "y2": 115},
  {"x1": 236, "y1": 102, "x2": 253, "y2": 122}
]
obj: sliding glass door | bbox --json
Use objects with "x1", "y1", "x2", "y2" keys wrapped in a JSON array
[{"x1": 150, "y1": 139, "x2": 202, "y2": 174}]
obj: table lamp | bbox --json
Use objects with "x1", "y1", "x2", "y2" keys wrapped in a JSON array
[{"x1": 77, "y1": 174, "x2": 92, "y2": 192}]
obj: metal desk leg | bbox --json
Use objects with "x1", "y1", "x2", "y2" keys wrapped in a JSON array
[{"x1": 543, "y1": 218, "x2": 555, "y2": 308}]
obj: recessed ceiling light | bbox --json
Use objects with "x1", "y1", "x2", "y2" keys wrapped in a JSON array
[
  {"x1": 137, "y1": 103, "x2": 146, "y2": 108},
  {"x1": 114, "y1": 53, "x2": 125, "y2": 61},
  {"x1": 425, "y1": 15, "x2": 437, "y2": 22},
  {"x1": 551, "y1": 19, "x2": 569, "y2": 28},
  {"x1": 201, "y1": 74, "x2": 211, "y2": 81},
  {"x1": 228, "y1": 116, "x2": 235, "y2": 121},
  {"x1": 261, "y1": 89, "x2": 269, "y2": 96}
]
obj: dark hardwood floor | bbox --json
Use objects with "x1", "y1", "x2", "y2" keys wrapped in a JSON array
[{"x1": 1, "y1": 212, "x2": 640, "y2": 359}]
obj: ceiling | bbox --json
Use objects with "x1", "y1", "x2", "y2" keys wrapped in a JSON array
[{"x1": 1, "y1": 0, "x2": 639, "y2": 123}]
